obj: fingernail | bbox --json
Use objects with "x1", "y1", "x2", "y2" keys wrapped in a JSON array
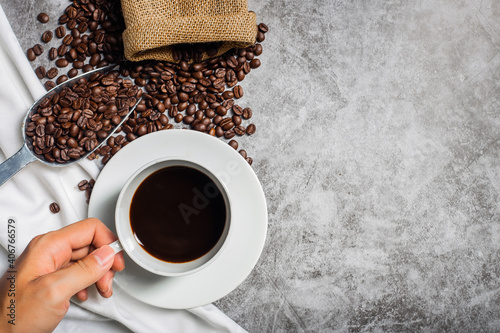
[{"x1": 93, "y1": 245, "x2": 115, "y2": 267}]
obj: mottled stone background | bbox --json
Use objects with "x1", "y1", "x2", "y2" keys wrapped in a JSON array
[{"x1": 2, "y1": 0, "x2": 499, "y2": 331}]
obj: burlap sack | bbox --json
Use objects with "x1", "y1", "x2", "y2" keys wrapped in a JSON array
[{"x1": 121, "y1": 0, "x2": 257, "y2": 63}]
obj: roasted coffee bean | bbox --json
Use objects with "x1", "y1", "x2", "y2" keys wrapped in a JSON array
[
  {"x1": 82, "y1": 64, "x2": 93, "y2": 72},
  {"x1": 73, "y1": 60, "x2": 84, "y2": 69},
  {"x1": 90, "y1": 54, "x2": 100, "y2": 66},
  {"x1": 250, "y1": 59, "x2": 261, "y2": 69},
  {"x1": 246, "y1": 157, "x2": 253, "y2": 165},
  {"x1": 57, "y1": 44, "x2": 67, "y2": 57},
  {"x1": 46, "y1": 67, "x2": 58, "y2": 79},
  {"x1": 76, "y1": 43, "x2": 88, "y2": 54},
  {"x1": 44, "y1": 81, "x2": 56, "y2": 91},
  {"x1": 68, "y1": 48, "x2": 78, "y2": 60},
  {"x1": 233, "y1": 85, "x2": 243, "y2": 99},
  {"x1": 215, "y1": 106, "x2": 227, "y2": 116},
  {"x1": 33, "y1": 44, "x2": 43, "y2": 56},
  {"x1": 258, "y1": 23, "x2": 269, "y2": 33},
  {"x1": 37, "y1": 13, "x2": 49, "y2": 24},
  {"x1": 49, "y1": 202, "x2": 60, "y2": 214},
  {"x1": 56, "y1": 58, "x2": 69, "y2": 68},
  {"x1": 41, "y1": 30, "x2": 53, "y2": 43},
  {"x1": 78, "y1": 180, "x2": 89, "y2": 191},
  {"x1": 246, "y1": 123, "x2": 256, "y2": 135},
  {"x1": 229, "y1": 140, "x2": 238, "y2": 150},
  {"x1": 234, "y1": 125, "x2": 246, "y2": 136},
  {"x1": 256, "y1": 31, "x2": 266, "y2": 43},
  {"x1": 239, "y1": 150, "x2": 247, "y2": 159},
  {"x1": 27, "y1": 48, "x2": 36, "y2": 61},
  {"x1": 232, "y1": 105, "x2": 243, "y2": 116},
  {"x1": 57, "y1": 75, "x2": 68, "y2": 85},
  {"x1": 215, "y1": 126, "x2": 224, "y2": 137},
  {"x1": 49, "y1": 47, "x2": 58, "y2": 60},
  {"x1": 55, "y1": 26, "x2": 66, "y2": 38},
  {"x1": 68, "y1": 68, "x2": 78, "y2": 78},
  {"x1": 242, "y1": 107, "x2": 253, "y2": 119},
  {"x1": 254, "y1": 44, "x2": 263, "y2": 56},
  {"x1": 62, "y1": 34, "x2": 73, "y2": 46},
  {"x1": 232, "y1": 115, "x2": 242, "y2": 126},
  {"x1": 35, "y1": 66, "x2": 46, "y2": 79},
  {"x1": 224, "y1": 129, "x2": 235, "y2": 139}
]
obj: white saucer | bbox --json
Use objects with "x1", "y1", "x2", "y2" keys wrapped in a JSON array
[{"x1": 88, "y1": 129, "x2": 268, "y2": 309}]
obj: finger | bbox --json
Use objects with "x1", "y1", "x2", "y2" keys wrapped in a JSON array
[
  {"x1": 39, "y1": 218, "x2": 118, "y2": 269},
  {"x1": 96, "y1": 270, "x2": 115, "y2": 298},
  {"x1": 50, "y1": 245, "x2": 115, "y2": 300},
  {"x1": 71, "y1": 246, "x2": 92, "y2": 261},
  {"x1": 112, "y1": 251, "x2": 125, "y2": 272},
  {"x1": 53, "y1": 218, "x2": 118, "y2": 250},
  {"x1": 76, "y1": 288, "x2": 88, "y2": 302}
]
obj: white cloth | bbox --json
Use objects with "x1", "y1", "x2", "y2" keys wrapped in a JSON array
[{"x1": 0, "y1": 6, "x2": 245, "y2": 333}]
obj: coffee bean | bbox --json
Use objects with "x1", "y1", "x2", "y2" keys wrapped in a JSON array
[
  {"x1": 233, "y1": 85, "x2": 244, "y2": 99},
  {"x1": 27, "y1": 48, "x2": 36, "y2": 61},
  {"x1": 49, "y1": 202, "x2": 60, "y2": 214},
  {"x1": 239, "y1": 150, "x2": 247, "y2": 159},
  {"x1": 63, "y1": 36, "x2": 73, "y2": 48},
  {"x1": 256, "y1": 31, "x2": 266, "y2": 43},
  {"x1": 229, "y1": 140, "x2": 238, "y2": 150},
  {"x1": 232, "y1": 105, "x2": 243, "y2": 116},
  {"x1": 82, "y1": 64, "x2": 93, "y2": 72},
  {"x1": 44, "y1": 81, "x2": 56, "y2": 91},
  {"x1": 258, "y1": 23, "x2": 269, "y2": 33},
  {"x1": 73, "y1": 60, "x2": 84, "y2": 69},
  {"x1": 246, "y1": 123, "x2": 256, "y2": 135},
  {"x1": 76, "y1": 43, "x2": 88, "y2": 54},
  {"x1": 242, "y1": 107, "x2": 253, "y2": 119},
  {"x1": 68, "y1": 48, "x2": 78, "y2": 60},
  {"x1": 49, "y1": 47, "x2": 58, "y2": 60},
  {"x1": 33, "y1": 44, "x2": 43, "y2": 56},
  {"x1": 46, "y1": 67, "x2": 58, "y2": 79},
  {"x1": 57, "y1": 75, "x2": 68, "y2": 85},
  {"x1": 37, "y1": 13, "x2": 49, "y2": 23},
  {"x1": 35, "y1": 66, "x2": 46, "y2": 79},
  {"x1": 90, "y1": 54, "x2": 100, "y2": 66},
  {"x1": 41, "y1": 31, "x2": 53, "y2": 43},
  {"x1": 78, "y1": 180, "x2": 89, "y2": 191},
  {"x1": 56, "y1": 59, "x2": 69, "y2": 68},
  {"x1": 246, "y1": 157, "x2": 253, "y2": 165},
  {"x1": 234, "y1": 125, "x2": 246, "y2": 136},
  {"x1": 224, "y1": 129, "x2": 235, "y2": 139},
  {"x1": 55, "y1": 26, "x2": 66, "y2": 38},
  {"x1": 250, "y1": 59, "x2": 261, "y2": 69},
  {"x1": 68, "y1": 68, "x2": 78, "y2": 78},
  {"x1": 254, "y1": 44, "x2": 263, "y2": 56}
]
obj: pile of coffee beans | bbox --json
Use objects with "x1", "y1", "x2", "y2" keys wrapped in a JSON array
[
  {"x1": 30, "y1": 0, "x2": 125, "y2": 89},
  {"x1": 27, "y1": 0, "x2": 267, "y2": 172},
  {"x1": 25, "y1": 70, "x2": 141, "y2": 163}
]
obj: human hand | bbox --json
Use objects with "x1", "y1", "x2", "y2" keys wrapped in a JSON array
[{"x1": 0, "y1": 218, "x2": 125, "y2": 332}]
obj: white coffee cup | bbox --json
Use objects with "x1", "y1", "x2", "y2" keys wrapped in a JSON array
[{"x1": 110, "y1": 157, "x2": 232, "y2": 277}]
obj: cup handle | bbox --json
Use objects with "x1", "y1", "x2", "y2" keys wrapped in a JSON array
[{"x1": 109, "y1": 240, "x2": 123, "y2": 254}]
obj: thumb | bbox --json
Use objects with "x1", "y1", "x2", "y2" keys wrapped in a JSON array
[{"x1": 54, "y1": 245, "x2": 116, "y2": 299}]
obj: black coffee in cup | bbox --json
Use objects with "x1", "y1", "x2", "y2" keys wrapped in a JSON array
[{"x1": 129, "y1": 165, "x2": 226, "y2": 263}]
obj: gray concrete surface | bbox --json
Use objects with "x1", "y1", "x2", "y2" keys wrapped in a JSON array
[{"x1": 2, "y1": 0, "x2": 500, "y2": 331}]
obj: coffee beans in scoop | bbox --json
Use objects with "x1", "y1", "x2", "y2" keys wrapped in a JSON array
[{"x1": 25, "y1": 70, "x2": 142, "y2": 163}]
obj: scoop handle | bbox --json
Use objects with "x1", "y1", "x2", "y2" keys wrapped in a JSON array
[{"x1": 0, "y1": 144, "x2": 36, "y2": 188}]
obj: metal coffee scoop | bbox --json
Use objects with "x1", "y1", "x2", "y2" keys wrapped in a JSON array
[{"x1": 0, "y1": 65, "x2": 141, "y2": 188}]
